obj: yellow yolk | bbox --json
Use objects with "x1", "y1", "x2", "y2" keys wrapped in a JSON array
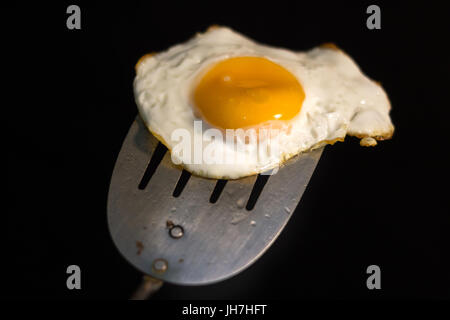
[{"x1": 193, "y1": 56, "x2": 305, "y2": 129}]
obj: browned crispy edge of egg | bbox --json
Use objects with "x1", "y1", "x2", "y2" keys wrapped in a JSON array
[
  {"x1": 135, "y1": 52, "x2": 157, "y2": 73},
  {"x1": 320, "y1": 42, "x2": 395, "y2": 144}
]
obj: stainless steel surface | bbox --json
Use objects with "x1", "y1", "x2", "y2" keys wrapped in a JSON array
[{"x1": 108, "y1": 116, "x2": 324, "y2": 285}]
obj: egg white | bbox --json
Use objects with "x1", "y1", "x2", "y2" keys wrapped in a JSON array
[{"x1": 134, "y1": 26, "x2": 394, "y2": 179}]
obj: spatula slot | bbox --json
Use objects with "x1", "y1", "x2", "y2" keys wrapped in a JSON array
[
  {"x1": 246, "y1": 174, "x2": 270, "y2": 210},
  {"x1": 173, "y1": 170, "x2": 192, "y2": 197},
  {"x1": 209, "y1": 179, "x2": 228, "y2": 203},
  {"x1": 138, "y1": 142, "x2": 167, "y2": 190}
]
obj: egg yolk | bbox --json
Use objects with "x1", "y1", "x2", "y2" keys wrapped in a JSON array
[{"x1": 193, "y1": 56, "x2": 305, "y2": 129}]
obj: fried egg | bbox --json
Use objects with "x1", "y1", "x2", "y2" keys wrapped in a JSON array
[{"x1": 134, "y1": 26, "x2": 394, "y2": 179}]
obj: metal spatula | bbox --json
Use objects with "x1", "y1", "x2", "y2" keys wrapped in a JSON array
[{"x1": 107, "y1": 115, "x2": 324, "y2": 299}]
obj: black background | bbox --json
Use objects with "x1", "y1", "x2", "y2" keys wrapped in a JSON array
[{"x1": 5, "y1": 2, "x2": 450, "y2": 300}]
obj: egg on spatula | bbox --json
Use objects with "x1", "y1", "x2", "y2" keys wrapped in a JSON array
[{"x1": 134, "y1": 26, "x2": 394, "y2": 179}]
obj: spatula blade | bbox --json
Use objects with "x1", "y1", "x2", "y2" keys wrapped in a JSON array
[{"x1": 108, "y1": 116, "x2": 324, "y2": 285}]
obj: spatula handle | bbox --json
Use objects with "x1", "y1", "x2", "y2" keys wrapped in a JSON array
[{"x1": 129, "y1": 275, "x2": 164, "y2": 300}]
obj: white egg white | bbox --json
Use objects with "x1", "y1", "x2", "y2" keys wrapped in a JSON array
[{"x1": 134, "y1": 26, "x2": 394, "y2": 179}]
